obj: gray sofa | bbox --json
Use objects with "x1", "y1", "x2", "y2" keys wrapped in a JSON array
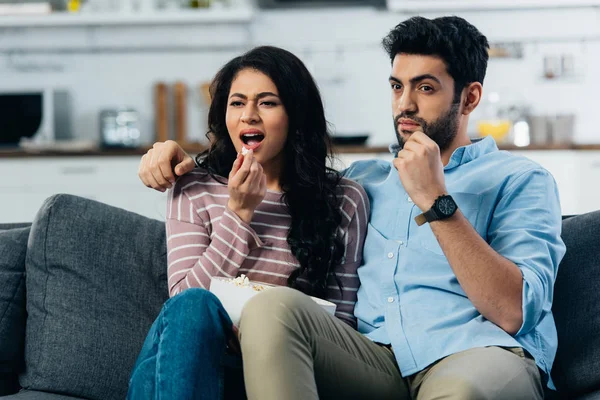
[{"x1": 0, "y1": 194, "x2": 599, "y2": 399}]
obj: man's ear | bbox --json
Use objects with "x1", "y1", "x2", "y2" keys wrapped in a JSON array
[{"x1": 461, "y1": 82, "x2": 483, "y2": 116}]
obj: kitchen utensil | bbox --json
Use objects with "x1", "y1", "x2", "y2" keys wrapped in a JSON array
[
  {"x1": 174, "y1": 81, "x2": 187, "y2": 145},
  {"x1": 154, "y1": 82, "x2": 169, "y2": 142},
  {"x1": 100, "y1": 108, "x2": 141, "y2": 148}
]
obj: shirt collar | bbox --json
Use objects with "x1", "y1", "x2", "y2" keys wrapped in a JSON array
[{"x1": 388, "y1": 136, "x2": 498, "y2": 171}]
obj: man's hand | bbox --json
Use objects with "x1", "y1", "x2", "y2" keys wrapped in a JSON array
[
  {"x1": 393, "y1": 131, "x2": 447, "y2": 211},
  {"x1": 227, "y1": 149, "x2": 267, "y2": 224},
  {"x1": 138, "y1": 140, "x2": 196, "y2": 192}
]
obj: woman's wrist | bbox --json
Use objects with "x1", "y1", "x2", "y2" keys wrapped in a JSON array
[{"x1": 227, "y1": 202, "x2": 254, "y2": 224}]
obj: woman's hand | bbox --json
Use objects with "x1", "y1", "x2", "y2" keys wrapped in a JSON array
[
  {"x1": 138, "y1": 140, "x2": 196, "y2": 192},
  {"x1": 227, "y1": 149, "x2": 267, "y2": 224}
]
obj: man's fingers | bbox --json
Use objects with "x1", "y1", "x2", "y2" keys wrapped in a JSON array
[
  {"x1": 144, "y1": 168, "x2": 166, "y2": 192},
  {"x1": 175, "y1": 157, "x2": 196, "y2": 177},
  {"x1": 139, "y1": 153, "x2": 165, "y2": 191},
  {"x1": 149, "y1": 156, "x2": 173, "y2": 189},
  {"x1": 157, "y1": 154, "x2": 177, "y2": 185},
  {"x1": 407, "y1": 131, "x2": 438, "y2": 151}
]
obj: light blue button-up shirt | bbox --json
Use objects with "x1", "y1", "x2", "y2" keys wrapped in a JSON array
[{"x1": 344, "y1": 136, "x2": 566, "y2": 388}]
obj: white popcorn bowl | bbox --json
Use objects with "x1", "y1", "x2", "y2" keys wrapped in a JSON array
[
  {"x1": 209, "y1": 276, "x2": 269, "y2": 326},
  {"x1": 209, "y1": 277, "x2": 338, "y2": 325}
]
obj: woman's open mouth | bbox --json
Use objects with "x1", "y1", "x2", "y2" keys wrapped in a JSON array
[{"x1": 240, "y1": 131, "x2": 265, "y2": 151}]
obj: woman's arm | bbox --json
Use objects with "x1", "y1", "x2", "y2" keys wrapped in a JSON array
[
  {"x1": 325, "y1": 181, "x2": 370, "y2": 328},
  {"x1": 166, "y1": 184, "x2": 264, "y2": 297}
]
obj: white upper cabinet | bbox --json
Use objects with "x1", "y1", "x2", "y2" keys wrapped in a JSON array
[{"x1": 387, "y1": 0, "x2": 600, "y2": 12}]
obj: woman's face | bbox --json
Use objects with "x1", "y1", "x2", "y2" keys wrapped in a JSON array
[{"x1": 226, "y1": 68, "x2": 289, "y2": 171}]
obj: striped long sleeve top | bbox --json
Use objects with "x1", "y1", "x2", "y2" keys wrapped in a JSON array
[{"x1": 166, "y1": 168, "x2": 369, "y2": 327}]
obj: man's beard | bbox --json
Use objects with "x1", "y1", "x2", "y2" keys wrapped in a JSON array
[{"x1": 393, "y1": 103, "x2": 460, "y2": 152}]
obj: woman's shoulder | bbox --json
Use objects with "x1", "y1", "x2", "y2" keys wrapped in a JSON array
[
  {"x1": 337, "y1": 177, "x2": 370, "y2": 217},
  {"x1": 338, "y1": 177, "x2": 368, "y2": 204},
  {"x1": 173, "y1": 167, "x2": 228, "y2": 195}
]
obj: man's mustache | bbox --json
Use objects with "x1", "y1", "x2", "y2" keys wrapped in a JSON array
[{"x1": 394, "y1": 113, "x2": 427, "y2": 127}]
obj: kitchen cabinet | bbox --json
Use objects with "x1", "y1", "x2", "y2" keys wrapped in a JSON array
[
  {"x1": 386, "y1": 0, "x2": 600, "y2": 12},
  {"x1": 0, "y1": 9, "x2": 253, "y2": 53},
  {"x1": 0, "y1": 157, "x2": 168, "y2": 223},
  {"x1": 1, "y1": 150, "x2": 598, "y2": 224}
]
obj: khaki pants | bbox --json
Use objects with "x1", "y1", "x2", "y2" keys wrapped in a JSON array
[{"x1": 238, "y1": 287, "x2": 543, "y2": 400}]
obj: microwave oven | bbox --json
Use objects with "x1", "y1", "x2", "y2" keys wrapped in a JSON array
[{"x1": 0, "y1": 87, "x2": 71, "y2": 146}]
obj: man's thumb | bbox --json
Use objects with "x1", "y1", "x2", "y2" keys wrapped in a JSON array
[{"x1": 174, "y1": 158, "x2": 195, "y2": 176}]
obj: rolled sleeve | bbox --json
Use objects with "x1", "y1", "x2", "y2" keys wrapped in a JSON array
[{"x1": 487, "y1": 168, "x2": 566, "y2": 336}]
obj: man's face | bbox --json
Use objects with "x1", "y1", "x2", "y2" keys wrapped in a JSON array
[{"x1": 390, "y1": 53, "x2": 461, "y2": 152}]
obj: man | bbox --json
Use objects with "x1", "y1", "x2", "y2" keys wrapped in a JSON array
[{"x1": 139, "y1": 16, "x2": 565, "y2": 400}]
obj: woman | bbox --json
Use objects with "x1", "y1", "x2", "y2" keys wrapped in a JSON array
[{"x1": 129, "y1": 46, "x2": 369, "y2": 400}]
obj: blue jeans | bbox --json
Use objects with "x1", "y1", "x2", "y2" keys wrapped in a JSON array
[{"x1": 127, "y1": 288, "x2": 244, "y2": 400}]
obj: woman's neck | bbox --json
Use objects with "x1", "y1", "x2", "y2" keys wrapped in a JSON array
[{"x1": 261, "y1": 159, "x2": 283, "y2": 193}]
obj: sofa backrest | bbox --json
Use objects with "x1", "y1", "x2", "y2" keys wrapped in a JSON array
[
  {"x1": 19, "y1": 194, "x2": 169, "y2": 400},
  {"x1": 0, "y1": 226, "x2": 30, "y2": 396},
  {"x1": 551, "y1": 210, "x2": 600, "y2": 397},
  {"x1": 2, "y1": 195, "x2": 599, "y2": 399}
]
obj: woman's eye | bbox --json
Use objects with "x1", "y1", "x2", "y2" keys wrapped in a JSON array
[
  {"x1": 230, "y1": 101, "x2": 244, "y2": 107},
  {"x1": 261, "y1": 101, "x2": 276, "y2": 106}
]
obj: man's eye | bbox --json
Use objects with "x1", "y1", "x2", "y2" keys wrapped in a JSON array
[
  {"x1": 391, "y1": 84, "x2": 402, "y2": 90},
  {"x1": 420, "y1": 86, "x2": 434, "y2": 92}
]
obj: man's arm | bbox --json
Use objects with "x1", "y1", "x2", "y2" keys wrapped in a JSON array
[
  {"x1": 394, "y1": 132, "x2": 564, "y2": 336},
  {"x1": 430, "y1": 210, "x2": 524, "y2": 334}
]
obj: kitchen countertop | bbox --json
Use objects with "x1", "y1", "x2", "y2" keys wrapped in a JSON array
[{"x1": 2, "y1": 143, "x2": 600, "y2": 158}]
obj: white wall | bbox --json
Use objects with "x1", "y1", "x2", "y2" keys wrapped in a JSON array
[{"x1": 2, "y1": 5, "x2": 599, "y2": 147}]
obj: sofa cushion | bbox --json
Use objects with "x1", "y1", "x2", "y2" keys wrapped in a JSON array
[
  {"x1": 20, "y1": 194, "x2": 169, "y2": 400},
  {"x1": 0, "y1": 227, "x2": 30, "y2": 396},
  {"x1": 1, "y1": 390, "x2": 84, "y2": 400},
  {"x1": 552, "y1": 211, "x2": 600, "y2": 396}
]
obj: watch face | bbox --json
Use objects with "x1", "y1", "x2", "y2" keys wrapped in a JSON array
[{"x1": 437, "y1": 197, "x2": 457, "y2": 216}]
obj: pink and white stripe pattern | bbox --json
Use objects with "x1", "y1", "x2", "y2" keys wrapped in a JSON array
[{"x1": 166, "y1": 169, "x2": 369, "y2": 327}]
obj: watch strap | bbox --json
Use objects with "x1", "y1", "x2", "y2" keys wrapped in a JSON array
[{"x1": 415, "y1": 208, "x2": 439, "y2": 226}]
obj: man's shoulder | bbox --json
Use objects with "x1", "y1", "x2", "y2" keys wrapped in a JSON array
[
  {"x1": 343, "y1": 158, "x2": 392, "y2": 184},
  {"x1": 481, "y1": 150, "x2": 550, "y2": 182}
]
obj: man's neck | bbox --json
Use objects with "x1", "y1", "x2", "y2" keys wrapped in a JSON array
[{"x1": 440, "y1": 132, "x2": 472, "y2": 166}]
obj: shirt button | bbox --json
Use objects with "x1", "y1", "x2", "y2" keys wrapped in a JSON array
[
  {"x1": 387, "y1": 297, "x2": 394, "y2": 303},
  {"x1": 387, "y1": 252, "x2": 394, "y2": 259}
]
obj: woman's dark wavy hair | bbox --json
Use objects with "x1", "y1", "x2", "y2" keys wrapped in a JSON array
[
  {"x1": 195, "y1": 46, "x2": 344, "y2": 298},
  {"x1": 382, "y1": 16, "x2": 490, "y2": 103}
]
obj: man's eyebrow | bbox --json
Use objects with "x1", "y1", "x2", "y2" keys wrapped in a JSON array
[
  {"x1": 388, "y1": 74, "x2": 442, "y2": 85},
  {"x1": 410, "y1": 74, "x2": 441, "y2": 85}
]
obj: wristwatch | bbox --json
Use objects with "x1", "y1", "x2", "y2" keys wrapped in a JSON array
[{"x1": 414, "y1": 194, "x2": 458, "y2": 226}]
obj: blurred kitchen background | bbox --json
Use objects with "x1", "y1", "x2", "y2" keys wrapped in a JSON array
[{"x1": 1, "y1": 0, "x2": 600, "y2": 222}]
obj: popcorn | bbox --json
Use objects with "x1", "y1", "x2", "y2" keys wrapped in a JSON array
[
  {"x1": 241, "y1": 146, "x2": 250, "y2": 156},
  {"x1": 231, "y1": 274, "x2": 250, "y2": 287},
  {"x1": 228, "y1": 274, "x2": 266, "y2": 292}
]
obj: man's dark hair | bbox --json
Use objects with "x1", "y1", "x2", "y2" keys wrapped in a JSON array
[{"x1": 382, "y1": 16, "x2": 489, "y2": 102}]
